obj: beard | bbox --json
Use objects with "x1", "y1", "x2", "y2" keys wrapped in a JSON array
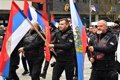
[{"x1": 97, "y1": 30, "x2": 102, "y2": 34}]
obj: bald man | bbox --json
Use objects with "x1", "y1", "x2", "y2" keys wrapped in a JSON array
[{"x1": 88, "y1": 20, "x2": 118, "y2": 80}]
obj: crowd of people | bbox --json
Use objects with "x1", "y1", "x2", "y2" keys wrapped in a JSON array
[{"x1": 0, "y1": 18, "x2": 120, "y2": 80}]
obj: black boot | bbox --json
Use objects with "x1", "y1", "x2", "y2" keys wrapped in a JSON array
[
  {"x1": 40, "y1": 61, "x2": 49, "y2": 79},
  {"x1": 51, "y1": 62, "x2": 56, "y2": 67}
]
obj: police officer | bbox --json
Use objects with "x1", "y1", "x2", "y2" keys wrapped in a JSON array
[
  {"x1": 88, "y1": 20, "x2": 118, "y2": 80},
  {"x1": 49, "y1": 18, "x2": 75, "y2": 80},
  {"x1": 18, "y1": 21, "x2": 45, "y2": 80}
]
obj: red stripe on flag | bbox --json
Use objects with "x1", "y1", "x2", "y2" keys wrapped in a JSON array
[
  {"x1": 0, "y1": 1, "x2": 16, "y2": 75},
  {"x1": 43, "y1": 12, "x2": 51, "y2": 62},
  {"x1": 24, "y1": 0, "x2": 29, "y2": 16},
  {"x1": 51, "y1": 14, "x2": 54, "y2": 22},
  {"x1": 82, "y1": 26, "x2": 87, "y2": 56}
]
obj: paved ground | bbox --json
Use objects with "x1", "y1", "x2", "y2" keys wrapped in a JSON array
[
  {"x1": 17, "y1": 57, "x2": 66, "y2": 80},
  {"x1": 16, "y1": 54, "x2": 91, "y2": 80}
]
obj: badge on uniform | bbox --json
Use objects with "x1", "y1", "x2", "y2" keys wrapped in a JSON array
[{"x1": 110, "y1": 42, "x2": 114, "y2": 45}]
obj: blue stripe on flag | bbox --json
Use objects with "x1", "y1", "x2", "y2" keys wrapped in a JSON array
[
  {"x1": 2, "y1": 59, "x2": 10, "y2": 78},
  {"x1": 76, "y1": 53, "x2": 84, "y2": 80},
  {"x1": 53, "y1": 20, "x2": 56, "y2": 25},
  {"x1": 13, "y1": 11, "x2": 26, "y2": 33},
  {"x1": 36, "y1": 10, "x2": 45, "y2": 30},
  {"x1": 28, "y1": 8, "x2": 32, "y2": 21}
]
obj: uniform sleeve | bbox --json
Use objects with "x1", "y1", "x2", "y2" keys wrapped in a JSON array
[{"x1": 94, "y1": 36, "x2": 118, "y2": 54}]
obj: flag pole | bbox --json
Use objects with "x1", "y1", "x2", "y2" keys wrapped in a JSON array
[
  {"x1": 89, "y1": 0, "x2": 92, "y2": 26},
  {"x1": 27, "y1": 19, "x2": 57, "y2": 56}
]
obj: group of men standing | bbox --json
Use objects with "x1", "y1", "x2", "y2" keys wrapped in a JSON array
[
  {"x1": 7, "y1": 18, "x2": 77, "y2": 80},
  {"x1": 2, "y1": 18, "x2": 120, "y2": 80}
]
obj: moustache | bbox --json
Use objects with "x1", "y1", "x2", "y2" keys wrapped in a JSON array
[{"x1": 97, "y1": 30, "x2": 102, "y2": 34}]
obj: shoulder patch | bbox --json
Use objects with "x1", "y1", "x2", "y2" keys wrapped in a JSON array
[
  {"x1": 69, "y1": 39, "x2": 73, "y2": 42},
  {"x1": 110, "y1": 42, "x2": 114, "y2": 45}
]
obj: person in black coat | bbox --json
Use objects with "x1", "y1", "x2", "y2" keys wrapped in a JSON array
[
  {"x1": 88, "y1": 20, "x2": 118, "y2": 80},
  {"x1": 18, "y1": 21, "x2": 45, "y2": 80},
  {"x1": 49, "y1": 18, "x2": 75, "y2": 80}
]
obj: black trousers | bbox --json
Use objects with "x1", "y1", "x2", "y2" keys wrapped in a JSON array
[
  {"x1": 7, "y1": 65, "x2": 19, "y2": 80},
  {"x1": 21, "y1": 55, "x2": 29, "y2": 72},
  {"x1": 90, "y1": 69, "x2": 118, "y2": 80},
  {"x1": 52, "y1": 61, "x2": 74, "y2": 80},
  {"x1": 42, "y1": 52, "x2": 57, "y2": 74},
  {"x1": 28, "y1": 58, "x2": 44, "y2": 80}
]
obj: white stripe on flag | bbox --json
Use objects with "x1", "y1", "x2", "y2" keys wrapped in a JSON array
[
  {"x1": 29, "y1": 6, "x2": 37, "y2": 21},
  {"x1": 6, "y1": 19, "x2": 31, "y2": 57}
]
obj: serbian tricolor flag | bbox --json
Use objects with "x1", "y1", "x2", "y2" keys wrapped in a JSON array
[
  {"x1": 69, "y1": 0, "x2": 87, "y2": 80},
  {"x1": 0, "y1": 1, "x2": 31, "y2": 79},
  {"x1": 24, "y1": 0, "x2": 45, "y2": 30},
  {"x1": 51, "y1": 14, "x2": 59, "y2": 28},
  {"x1": 24, "y1": 0, "x2": 51, "y2": 62}
]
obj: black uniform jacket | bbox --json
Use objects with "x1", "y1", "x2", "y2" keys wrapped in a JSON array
[
  {"x1": 92, "y1": 30, "x2": 118, "y2": 70},
  {"x1": 54, "y1": 27, "x2": 75, "y2": 62},
  {"x1": 23, "y1": 30, "x2": 45, "y2": 60}
]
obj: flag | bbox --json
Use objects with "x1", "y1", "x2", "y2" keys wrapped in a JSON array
[
  {"x1": 51, "y1": 14, "x2": 59, "y2": 28},
  {"x1": 24, "y1": 0, "x2": 29, "y2": 17},
  {"x1": 0, "y1": 1, "x2": 31, "y2": 78},
  {"x1": 69, "y1": 0, "x2": 87, "y2": 80},
  {"x1": 24, "y1": 0, "x2": 45, "y2": 30},
  {"x1": 24, "y1": 0, "x2": 51, "y2": 62}
]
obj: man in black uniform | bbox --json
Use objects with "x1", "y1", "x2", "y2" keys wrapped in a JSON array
[
  {"x1": 88, "y1": 20, "x2": 118, "y2": 80},
  {"x1": 49, "y1": 18, "x2": 75, "y2": 80}
]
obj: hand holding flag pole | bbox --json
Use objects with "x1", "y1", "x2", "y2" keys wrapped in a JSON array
[{"x1": 28, "y1": 21, "x2": 57, "y2": 56}]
